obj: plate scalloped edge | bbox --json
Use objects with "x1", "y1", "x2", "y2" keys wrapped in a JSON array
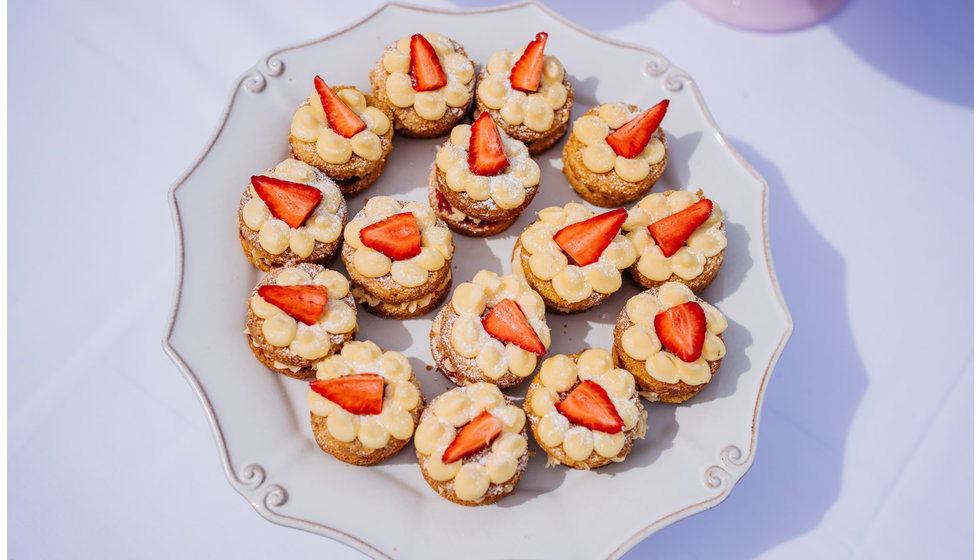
[{"x1": 161, "y1": 2, "x2": 794, "y2": 558}]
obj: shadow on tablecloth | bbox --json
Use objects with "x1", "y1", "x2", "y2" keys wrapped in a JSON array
[{"x1": 624, "y1": 138, "x2": 869, "y2": 558}]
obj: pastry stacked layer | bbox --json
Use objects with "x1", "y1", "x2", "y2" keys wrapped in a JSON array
[
  {"x1": 309, "y1": 340, "x2": 425, "y2": 465},
  {"x1": 513, "y1": 203, "x2": 637, "y2": 312},
  {"x1": 342, "y1": 196, "x2": 455, "y2": 318},
  {"x1": 562, "y1": 101, "x2": 669, "y2": 207},
  {"x1": 475, "y1": 32, "x2": 574, "y2": 154},
  {"x1": 245, "y1": 263, "x2": 358, "y2": 380},
  {"x1": 414, "y1": 383, "x2": 528, "y2": 505},
  {"x1": 370, "y1": 32, "x2": 476, "y2": 138},
  {"x1": 289, "y1": 79, "x2": 394, "y2": 195},
  {"x1": 430, "y1": 270, "x2": 550, "y2": 388},
  {"x1": 428, "y1": 113, "x2": 541, "y2": 236}
]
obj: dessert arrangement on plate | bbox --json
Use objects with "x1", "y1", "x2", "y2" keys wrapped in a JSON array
[{"x1": 237, "y1": 30, "x2": 729, "y2": 506}]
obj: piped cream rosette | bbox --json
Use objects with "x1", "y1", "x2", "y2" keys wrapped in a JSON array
[
  {"x1": 570, "y1": 104, "x2": 666, "y2": 183},
  {"x1": 613, "y1": 282, "x2": 727, "y2": 403},
  {"x1": 308, "y1": 341, "x2": 423, "y2": 462},
  {"x1": 381, "y1": 33, "x2": 475, "y2": 121},
  {"x1": 525, "y1": 349, "x2": 647, "y2": 469},
  {"x1": 432, "y1": 270, "x2": 549, "y2": 387},
  {"x1": 434, "y1": 123, "x2": 540, "y2": 215},
  {"x1": 246, "y1": 264, "x2": 357, "y2": 379},
  {"x1": 623, "y1": 190, "x2": 726, "y2": 288},
  {"x1": 477, "y1": 48, "x2": 568, "y2": 133},
  {"x1": 516, "y1": 202, "x2": 637, "y2": 308},
  {"x1": 343, "y1": 196, "x2": 454, "y2": 289},
  {"x1": 414, "y1": 383, "x2": 528, "y2": 505},
  {"x1": 290, "y1": 87, "x2": 391, "y2": 165},
  {"x1": 239, "y1": 159, "x2": 346, "y2": 264}
]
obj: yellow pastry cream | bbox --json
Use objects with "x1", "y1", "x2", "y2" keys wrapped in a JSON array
[
  {"x1": 241, "y1": 158, "x2": 345, "y2": 258},
  {"x1": 517, "y1": 202, "x2": 637, "y2": 303},
  {"x1": 343, "y1": 196, "x2": 454, "y2": 288},
  {"x1": 290, "y1": 87, "x2": 391, "y2": 163},
  {"x1": 415, "y1": 383, "x2": 527, "y2": 502},
  {"x1": 477, "y1": 47, "x2": 568, "y2": 132},
  {"x1": 308, "y1": 341, "x2": 421, "y2": 447},
  {"x1": 249, "y1": 266, "x2": 356, "y2": 360},
  {"x1": 620, "y1": 282, "x2": 727, "y2": 386},
  {"x1": 381, "y1": 33, "x2": 475, "y2": 121},
  {"x1": 447, "y1": 271, "x2": 549, "y2": 381},
  {"x1": 623, "y1": 191, "x2": 726, "y2": 282},
  {"x1": 571, "y1": 104, "x2": 666, "y2": 182}
]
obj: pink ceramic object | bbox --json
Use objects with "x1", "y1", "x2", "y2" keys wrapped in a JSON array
[{"x1": 685, "y1": 0, "x2": 846, "y2": 31}]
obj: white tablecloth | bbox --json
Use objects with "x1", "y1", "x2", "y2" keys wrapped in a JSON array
[{"x1": 9, "y1": 0, "x2": 971, "y2": 557}]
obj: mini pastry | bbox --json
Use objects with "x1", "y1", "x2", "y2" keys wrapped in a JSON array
[
  {"x1": 430, "y1": 270, "x2": 550, "y2": 388},
  {"x1": 288, "y1": 76, "x2": 394, "y2": 195},
  {"x1": 414, "y1": 383, "x2": 528, "y2": 506},
  {"x1": 475, "y1": 32, "x2": 573, "y2": 154},
  {"x1": 308, "y1": 340, "x2": 424, "y2": 465},
  {"x1": 513, "y1": 203, "x2": 636, "y2": 313},
  {"x1": 562, "y1": 100, "x2": 669, "y2": 207},
  {"x1": 342, "y1": 196, "x2": 455, "y2": 318},
  {"x1": 238, "y1": 158, "x2": 347, "y2": 272},
  {"x1": 524, "y1": 349, "x2": 647, "y2": 469},
  {"x1": 612, "y1": 282, "x2": 727, "y2": 403},
  {"x1": 369, "y1": 32, "x2": 476, "y2": 138},
  {"x1": 428, "y1": 112, "x2": 541, "y2": 237},
  {"x1": 245, "y1": 263, "x2": 358, "y2": 379},
  {"x1": 623, "y1": 189, "x2": 726, "y2": 293}
]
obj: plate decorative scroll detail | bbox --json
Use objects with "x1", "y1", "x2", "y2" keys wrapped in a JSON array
[
  {"x1": 703, "y1": 444, "x2": 750, "y2": 490},
  {"x1": 243, "y1": 57, "x2": 286, "y2": 93},
  {"x1": 644, "y1": 55, "x2": 669, "y2": 77},
  {"x1": 236, "y1": 463, "x2": 290, "y2": 509},
  {"x1": 665, "y1": 71, "x2": 693, "y2": 92}
]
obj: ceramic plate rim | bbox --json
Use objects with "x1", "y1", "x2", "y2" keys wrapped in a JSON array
[{"x1": 162, "y1": 2, "x2": 794, "y2": 557}]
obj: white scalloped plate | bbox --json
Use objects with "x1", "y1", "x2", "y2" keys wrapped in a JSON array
[{"x1": 163, "y1": 2, "x2": 792, "y2": 558}]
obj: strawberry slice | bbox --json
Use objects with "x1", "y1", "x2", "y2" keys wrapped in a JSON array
[
  {"x1": 654, "y1": 301, "x2": 707, "y2": 363},
  {"x1": 556, "y1": 379, "x2": 624, "y2": 434},
  {"x1": 648, "y1": 199, "x2": 713, "y2": 257},
  {"x1": 468, "y1": 111, "x2": 508, "y2": 176},
  {"x1": 309, "y1": 374, "x2": 384, "y2": 415},
  {"x1": 552, "y1": 208, "x2": 628, "y2": 267},
  {"x1": 359, "y1": 212, "x2": 422, "y2": 261},
  {"x1": 442, "y1": 410, "x2": 503, "y2": 463},
  {"x1": 510, "y1": 32, "x2": 548, "y2": 92},
  {"x1": 605, "y1": 99, "x2": 669, "y2": 159},
  {"x1": 256, "y1": 284, "x2": 328, "y2": 326},
  {"x1": 313, "y1": 76, "x2": 366, "y2": 139},
  {"x1": 482, "y1": 299, "x2": 546, "y2": 355},
  {"x1": 250, "y1": 175, "x2": 323, "y2": 229},
  {"x1": 409, "y1": 34, "x2": 447, "y2": 92}
]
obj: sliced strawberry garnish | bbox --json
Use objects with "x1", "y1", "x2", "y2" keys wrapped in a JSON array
[
  {"x1": 654, "y1": 301, "x2": 707, "y2": 363},
  {"x1": 309, "y1": 374, "x2": 384, "y2": 415},
  {"x1": 442, "y1": 410, "x2": 503, "y2": 463},
  {"x1": 605, "y1": 99, "x2": 669, "y2": 159},
  {"x1": 468, "y1": 111, "x2": 508, "y2": 176},
  {"x1": 409, "y1": 34, "x2": 447, "y2": 92},
  {"x1": 552, "y1": 208, "x2": 628, "y2": 267},
  {"x1": 313, "y1": 76, "x2": 366, "y2": 139},
  {"x1": 359, "y1": 212, "x2": 422, "y2": 261},
  {"x1": 482, "y1": 299, "x2": 546, "y2": 355},
  {"x1": 257, "y1": 284, "x2": 328, "y2": 326},
  {"x1": 250, "y1": 175, "x2": 323, "y2": 229},
  {"x1": 648, "y1": 199, "x2": 713, "y2": 257},
  {"x1": 510, "y1": 32, "x2": 548, "y2": 92},
  {"x1": 556, "y1": 379, "x2": 624, "y2": 434}
]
